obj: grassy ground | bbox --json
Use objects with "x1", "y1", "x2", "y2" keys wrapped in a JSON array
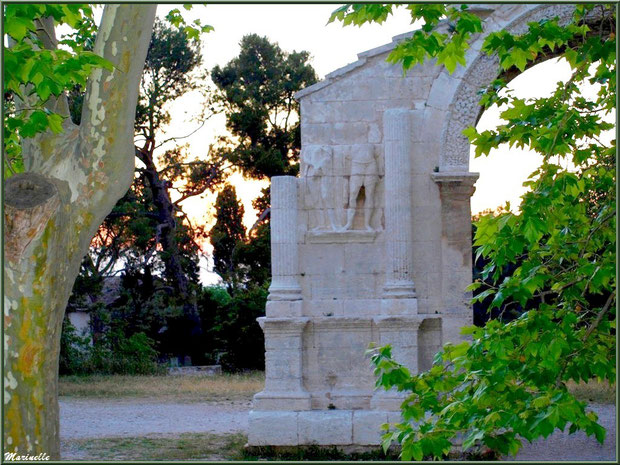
[
  {"x1": 566, "y1": 379, "x2": 616, "y2": 404},
  {"x1": 58, "y1": 373, "x2": 613, "y2": 461},
  {"x1": 62, "y1": 435, "x2": 402, "y2": 461},
  {"x1": 61, "y1": 433, "x2": 247, "y2": 461},
  {"x1": 59, "y1": 371, "x2": 265, "y2": 402},
  {"x1": 60, "y1": 371, "x2": 614, "y2": 405}
]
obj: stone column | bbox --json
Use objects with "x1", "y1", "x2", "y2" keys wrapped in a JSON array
[
  {"x1": 431, "y1": 172, "x2": 478, "y2": 345},
  {"x1": 252, "y1": 317, "x2": 311, "y2": 410},
  {"x1": 254, "y1": 177, "x2": 310, "y2": 411},
  {"x1": 268, "y1": 176, "x2": 302, "y2": 302},
  {"x1": 382, "y1": 109, "x2": 418, "y2": 314},
  {"x1": 370, "y1": 316, "x2": 422, "y2": 410}
]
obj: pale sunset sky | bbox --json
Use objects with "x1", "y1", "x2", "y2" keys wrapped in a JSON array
[{"x1": 111, "y1": 3, "x2": 604, "y2": 284}]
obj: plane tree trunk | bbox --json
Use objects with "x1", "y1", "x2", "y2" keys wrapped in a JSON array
[{"x1": 3, "y1": 5, "x2": 156, "y2": 459}]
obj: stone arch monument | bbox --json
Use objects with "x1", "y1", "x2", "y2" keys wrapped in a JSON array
[{"x1": 248, "y1": 3, "x2": 577, "y2": 449}]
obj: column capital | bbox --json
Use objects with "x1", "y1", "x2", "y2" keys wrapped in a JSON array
[
  {"x1": 431, "y1": 171, "x2": 479, "y2": 199},
  {"x1": 258, "y1": 317, "x2": 310, "y2": 334}
]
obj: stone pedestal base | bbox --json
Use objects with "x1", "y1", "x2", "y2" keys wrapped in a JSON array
[
  {"x1": 370, "y1": 388, "x2": 407, "y2": 411},
  {"x1": 247, "y1": 409, "x2": 404, "y2": 447},
  {"x1": 381, "y1": 298, "x2": 418, "y2": 315},
  {"x1": 252, "y1": 391, "x2": 312, "y2": 411}
]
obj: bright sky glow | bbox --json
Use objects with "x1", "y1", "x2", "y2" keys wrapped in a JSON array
[{"x1": 127, "y1": 4, "x2": 610, "y2": 284}]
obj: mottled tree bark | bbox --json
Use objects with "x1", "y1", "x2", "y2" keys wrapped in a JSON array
[{"x1": 3, "y1": 5, "x2": 156, "y2": 459}]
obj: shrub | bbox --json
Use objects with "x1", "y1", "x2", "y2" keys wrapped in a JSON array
[
  {"x1": 198, "y1": 284, "x2": 267, "y2": 371},
  {"x1": 59, "y1": 315, "x2": 164, "y2": 376}
]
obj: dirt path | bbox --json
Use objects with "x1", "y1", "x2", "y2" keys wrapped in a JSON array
[
  {"x1": 60, "y1": 397, "x2": 615, "y2": 461},
  {"x1": 508, "y1": 403, "x2": 616, "y2": 462},
  {"x1": 60, "y1": 398, "x2": 250, "y2": 439}
]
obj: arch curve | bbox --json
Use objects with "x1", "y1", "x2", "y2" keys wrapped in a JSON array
[{"x1": 434, "y1": 3, "x2": 577, "y2": 172}]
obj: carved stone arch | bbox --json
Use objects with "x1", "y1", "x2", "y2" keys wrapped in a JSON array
[{"x1": 437, "y1": 3, "x2": 577, "y2": 172}]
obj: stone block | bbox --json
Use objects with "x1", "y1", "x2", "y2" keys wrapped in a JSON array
[
  {"x1": 353, "y1": 411, "x2": 389, "y2": 445},
  {"x1": 248, "y1": 411, "x2": 299, "y2": 445},
  {"x1": 263, "y1": 376, "x2": 305, "y2": 393},
  {"x1": 344, "y1": 273, "x2": 381, "y2": 299},
  {"x1": 265, "y1": 353, "x2": 302, "y2": 378},
  {"x1": 298, "y1": 410, "x2": 353, "y2": 445},
  {"x1": 300, "y1": 243, "x2": 345, "y2": 275},
  {"x1": 313, "y1": 79, "x2": 355, "y2": 102},
  {"x1": 380, "y1": 298, "x2": 418, "y2": 316},
  {"x1": 426, "y1": 71, "x2": 462, "y2": 111},
  {"x1": 421, "y1": 106, "x2": 448, "y2": 142},
  {"x1": 302, "y1": 101, "x2": 339, "y2": 124},
  {"x1": 387, "y1": 410, "x2": 405, "y2": 425},
  {"x1": 350, "y1": 79, "x2": 389, "y2": 101},
  {"x1": 343, "y1": 299, "x2": 381, "y2": 317},
  {"x1": 412, "y1": 208, "x2": 441, "y2": 241},
  {"x1": 264, "y1": 332, "x2": 303, "y2": 350},
  {"x1": 252, "y1": 391, "x2": 311, "y2": 411},
  {"x1": 333, "y1": 122, "x2": 369, "y2": 145},
  {"x1": 412, "y1": 141, "x2": 442, "y2": 172},
  {"x1": 411, "y1": 240, "x2": 441, "y2": 271},
  {"x1": 301, "y1": 123, "x2": 333, "y2": 146},
  {"x1": 304, "y1": 299, "x2": 344, "y2": 317},
  {"x1": 315, "y1": 319, "x2": 372, "y2": 349},
  {"x1": 340, "y1": 101, "x2": 377, "y2": 122},
  {"x1": 344, "y1": 243, "x2": 384, "y2": 274},
  {"x1": 368, "y1": 123, "x2": 382, "y2": 143},
  {"x1": 370, "y1": 388, "x2": 407, "y2": 411},
  {"x1": 329, "y1": 388, "x2": 373, "y2": 410},
  {"x1": 413, "y1": 297, "x2": 433, "y2": 314},
  {"x1": 442, "y1": 315, "x2": 473, "y2": 345},
  {"x1": 265, "y1": 300, "x2": 303, "y2": 318}
]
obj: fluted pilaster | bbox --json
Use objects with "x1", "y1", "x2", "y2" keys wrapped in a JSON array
[
  {"x1": 383, "y1": 109, "x2": 416, "y2": 300},
  {"x1": 269, "y1": 176, "x2": 302, "y2": 301}
]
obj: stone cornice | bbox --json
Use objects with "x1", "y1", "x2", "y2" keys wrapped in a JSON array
[{"x1": 431, "y1": 171, "x2": 479, "y2": 185}]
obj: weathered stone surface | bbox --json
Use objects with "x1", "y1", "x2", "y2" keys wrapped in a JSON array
[
  {"x1": 353, "y1": 411, "x2": 389, "y2": 445},
  {"x1": 248, "y1": 411, "x2": 299, "y2": 445},
  {"x1": 250, "y1": 3, "x2": 572, "y2": 449},
  {"x1": 298, "y1": 411, "x2": 353, "y2": 445}
]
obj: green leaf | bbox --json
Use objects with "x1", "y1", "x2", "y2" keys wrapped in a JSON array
[
  {"x1": 5, "y1": 16, "x2": 36, "y2": 41},
  {"x1": 47, "y1": 113, "x2": 65, "y2": 134}
]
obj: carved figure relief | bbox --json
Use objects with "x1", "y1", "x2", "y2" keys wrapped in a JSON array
[
  {"x1": 343, "y1": 144, "x2": 378, "y2": 231},
  {"x1": 302, "y1": 145, "x2": 338, "y2": 231}
]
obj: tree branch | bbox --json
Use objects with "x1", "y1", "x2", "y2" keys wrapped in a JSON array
[{"x1": 154, "y1": 118, "x2": 210, "y2": 150}]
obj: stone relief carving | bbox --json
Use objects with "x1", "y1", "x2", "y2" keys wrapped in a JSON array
[
  {"x1": 302, "y1": 145, "x2": 339, "y2": 231},
  {"x1": 343, "y1": 144, "x2": 379, "y2": 231},
  {"x1": 302, "y1": 144, "x2": 382, "y2": 234}
]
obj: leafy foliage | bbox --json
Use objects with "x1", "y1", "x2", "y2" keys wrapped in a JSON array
[
  {"x1": 329, "y1": 4, "x2": 483, "y2": 73},
  {"x1": 3, "y1": 4, "x2": 111, "y2": 176},
  {"x1": 209, "y1": 35, "x2": 316, "y2": 294},
  {"x1": 60, "y1": 315, "x2": 163, "y2": 376},
  {"x1": 198, "y1": 285, "x2": 267, "y2": 371},
  {"x1": 211, "y1": 34, "x2": 318, "y2": 179},
  {"x1": 210, "y1": 185, "x2": 247, "y2": 289},
  {"x1": 333, "y1": 3, "x2": 615, "y2": 459},
  {"x1": 64, "y1": 16, "x2": 220, "y2": 364}
]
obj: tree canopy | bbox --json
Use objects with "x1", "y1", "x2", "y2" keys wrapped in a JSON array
[
  {"x1": 208, "y1": 34, "x2": 317, "y2": 290},
  {"x1": 332, "y1": 3, "x2": 615, "y2": 460},
  {"x1": 211, "y1": 33, "x2": 318, "y2": 179},
  {"x1": 210, "y1": 184, "x2": 247, "y2": 290}
]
